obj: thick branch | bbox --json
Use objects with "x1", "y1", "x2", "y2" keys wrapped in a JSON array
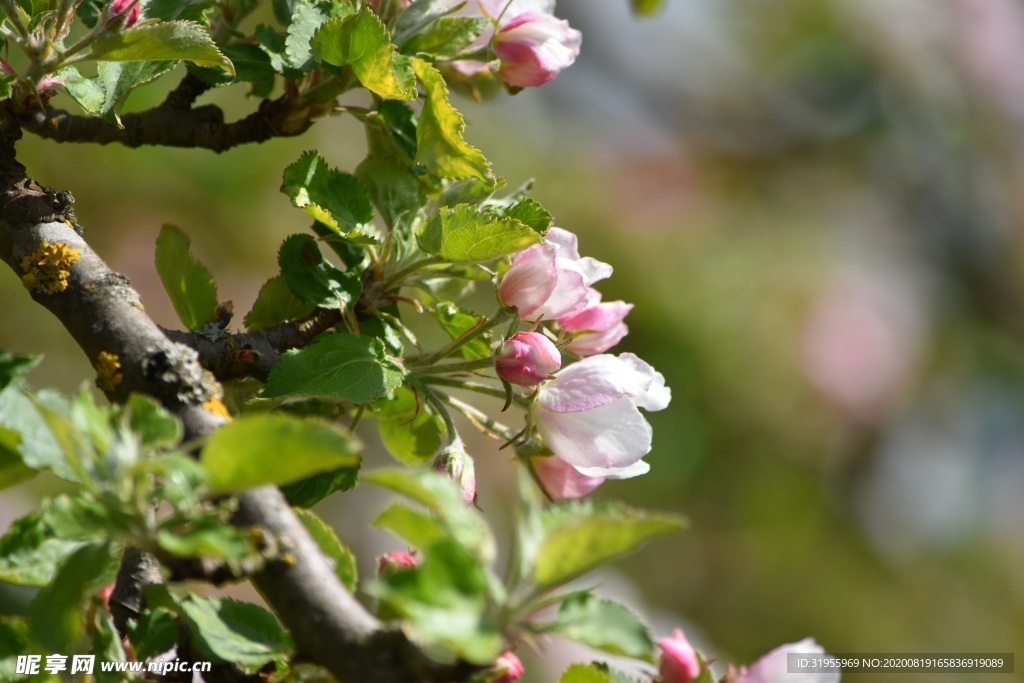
[
  {"x1": 0, "y1": 120, "x2": 470, "y2": 682},
  {"x1": 13, "y1": 89, "x2": 316, "y2": 153}
]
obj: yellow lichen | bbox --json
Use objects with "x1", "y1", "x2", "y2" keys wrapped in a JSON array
[
  {"x1": 94, "y1": 351, "x2": 123, "y2": 393},
  {"x1": 281, "y1": 552, "x2": 297, "y2": 566},
  {"x1": 20, "y1": 241, "x2": 81, "y2": 295},
  {"x1": 202, "y1": 396, "x2": 232, "y2": 420}
]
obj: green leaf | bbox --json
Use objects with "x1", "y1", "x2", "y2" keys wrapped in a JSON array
[
  {"x1": 365, "y1": 468, "x2": 494, "y2": 563},
  {"x1": 433, "y1": 303, "x2": 491, "y2": 360},
  {"x1": 0, "y1": 617, "x2": 29, "y2": 669},
  {"x1": 280, "y1": 465, "x2": 358, "y2": 507},
  {"x1": 402, "y1": 16, "x2": 488, "y2": 60},
  {"x1": 538, "y1": 592, "x2": 654, "y2": 659},
  {"x1": 97, "y1": 60, "x2": 178, "y2": 125},
  {"x1": 28, "y1": 541, "x2": 115, "y2": 651},
  {"x1": 144, "y1": 0, "x2": 215, "y2": 22},
  {"x1": 91, "y1": 607, "x2": 129, "y2": 682},
  {"x1": 277, "y1": 233, "x2": 362, "y2": 309},
  {"x1": 295, "y1": 508, "x2": 357, "y2": 591},
  {"x1": 0, "y1": 388, "x2": 73, "y2": 481},
  {"x1": 125, "y1": 394, "x2": 182, "y2": 450},
  {"x1": 630, "y1": 0, "x2": 666, "y2": 16},
  {"x1": 0, "y1": 350, "x2": 40, "y2": 391},
  {"x1": 355, "y1": 155, "x2": 424, "y2": 230},
  {"x1": 374, "y1": 502, "x2": 448, "y2": 549},
  {"x1": 311, "y1": 9, "x2": 416, "y2": 100},
  {"x1": 177, "y1": 595, "x2": 294, "y2": 666},
  {"x1": 281, "y1": 151, "x2": 375, "y2": 234},
  {"x1": 374, "y1": 539, "x2": 502, "y2": 664},
  {"x1": 155, "y1": 224, "x2": 219, "y2": 330},
  {"x1": 244, "y1": 274, "x2": 316, "y2": 331},
  {"x1": 534, "y1": 503, "x2": 686, "y2": 590},
  {"x1": 559, "y1": 664, "x2": 619, "y2": 683},
  {"x1": 500, "y1": 198, "x2": 553, "y2": 234},
  {"x1": 157, "y1": 515, "x2": 252, "y2": 561},
  {"x1": 377, "y1": 100, "x2": 418, "y2": 160},
  {"x1": 126, "y1": 607, "x2": 180, "y2": 661},
  {"x1": 58, "y1": 65, "x2": 106, "y2": 113},
  {"x1": 263, "y1": 333, "x2": 404, "y2": 404},
  {"x1": 284, "y1": 0, "x2": 327, "y2": 70},
  {"x1": 0, "y1": 442, "x2": 34, "y2": 490},
  {"x1": 421, "y1": 204, "x2": 541, "y2": 262},
  {"x1": 43, "y1": 492, "x2": 135, "y2": 540},
  {"x1": 201, "y1": 414, "x2": 361, "y2": 493},
  {"x1": 88, "y1": 20, "x2": 234, "y2": 73},
  {"x1": 191, "y1": 43, "x2": 276, "y2": 95},
  {"x1": 375, "y1": 388, "x2": 443, "y2": 465},
  {"x1": 0, "y1": 513, "x2": 83, "y2": 586},
  {"x1": 412, "y1": 58, "x2": 494, "y2": 184}
]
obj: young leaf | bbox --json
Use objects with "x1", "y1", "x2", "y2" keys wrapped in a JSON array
[
  {"x1": 0, "y1": 443, "x2": 34, "y2": 490},
  {"x1": 355, "y1": 155, "x2": 424, "y2": 230},
  {"x1": 125, "y1": 394, "x2": 182, "y2": 450},
  {"x1": 537, "y1": 592, "x2": 654, "y2": 660},
  {"x1": 0, "y1": 350, "x2": 40, "y2": 391},
  {"x1": 377, "y1": 100, "x2": 418, "y2": 160},
  {"x1": 412, "y1": 58, "x2": 494, "y2": 185},
  {"x1": 281, "y1": 151, "x2": 375, "y2": 234},
  {"x1": 500, "y1": 198, "x2": 554, "y2": 234},
  {"x1": 91, "y1": 607, "x2": 129, "y2": 681},
  {"x1": 87, "y1": 20, "x2": 234, "y2": 73},
  {"x1": 277, "y1": 234, "x2": 362, "y2": 309},
  {"x1": 374, "y1": 539, "x2": 503, "y2": 664},
  {"x1": 244, "y1": 274, "x2": 316, "y2": 331},
  {"x1": 96, "y1": 60, "x2": 178, "y2": 125},
  {"x1": 401, "y1": 16, "x2": 488, "y2": 60},
  {"x1": 58, "y1": 65, "x2": 106, "y2": 113},
  {"x1": 375, "y1": 388, "x2": 443, "y2": 466},
  {"x1": 177, "y1": 595, "x2": 294, "y2": 666},
  {"x1": 0, "y1": 387, "x2": 75, "y2": 481},
  {"x1": 534, "y1": 502, "x2": 686, "y2": 590},
  {"x1": 155, "y1": 224, "x2": 218, "y2": 330},
  {"x1": 28, "y1": 541, "x2": 115, "y2": 652},
  {"x1": 201, "y1": 414, "x2": 361, "y2": 493},
  {"x1": 125, "y1": 607, "x2": 180, "y2": 661},
  {"x1": 311, "y1": 9, "x2": 417, "y2": 100},
  {"x1": 280, "y1": 464, "x2": 358, "y2": 507},
  {"x1": 284, "y1": 0, "x2": 328, "y2": 70},
  {"x1": 262, "y1": 333, "x2": 404, "y2": 404},
  {"x1": 560, "y1": 664, "x2": 616, "y2": 683},
  {"x1": 295, "y1": 508, "x2": 358, "y2": 591},
  {"x1": 374, "y1": 502, "x2": 448, "y2": 549},
  {"x1": 157, "y1": 515, "x2": 252, "y2": 561},
  {"x1": 365, "y1": 468, "x2": 494, "y2": 562},
  {"x1": 420, "y1": 204, "x2": 541, "y2": 263},
  {"x1": 0, "y1": 513, "x2": 84, "y2": 586},
  {"x1": 433, "y1": 303, "x2": 491, "y2": 360}
]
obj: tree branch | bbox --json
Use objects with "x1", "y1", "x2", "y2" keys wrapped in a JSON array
[
  {"x1": 12, "y1": 86, "x2": 317, "y2": 153},
  {"x1": 0, "y1": 118, "x2": 473, "y2": 683}
]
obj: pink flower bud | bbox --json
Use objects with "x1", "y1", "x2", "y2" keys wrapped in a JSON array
[
  {"x1": 499, "y1": 228, "x2": 611, "y2": 321},
  {"x1": 496, "y1": 331, "x2": 561, "y2": 386},
  {"x1": 532, "y1": 455, "x2": 605, "y2": 499},
  {"x1": 494, "y1": 12, "x2": 581, "y2": 87},
  {"x1": 108, "y1": 0, "x2": 140, "y2": 27},
  {"x1": 433, "y1": 440, "x2": 477, "y2": 505},
  {"x1": 377, "y1": 551, "x2": 417, "y2": 577},
  {"x1": 658, "y1": 629, "x2": 700, "y2": 683},
  {"x1": 558, "y1": 293, "x2": 633, "y2": 356},
  {"x1": 492, "y1": 651, "x2": 524, "y2": 683}
]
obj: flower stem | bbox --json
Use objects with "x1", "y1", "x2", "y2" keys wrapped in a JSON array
[
  {"x1": 419, "y1": 375, "x2": 510, "y2": 401},
  {"x1": 417, "y1": 307, "x2": 509, "y2": 365}
]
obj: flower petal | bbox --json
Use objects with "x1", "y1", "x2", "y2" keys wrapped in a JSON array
[{"x1": 536, "y1": 398, "x2": 653, "y2": 470}]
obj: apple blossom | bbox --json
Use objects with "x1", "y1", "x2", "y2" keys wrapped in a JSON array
[
  {"x1": 496, "y1": 331, "x2": 561, "y2": 386},
  {"x1": 492, "y1": 651, "x2": 524, "y2": 683},
  {"x1": 108, "y1": 0, "x2": 140, "y2": 27},
  {"x1": 377, "y1": 551, "x2": 418, "y2": 577},
  {"x1": 532, "y1": 455, "x2": 605, "y2": 499},
  {"x1": 658, "y1": 629, "x2": 701, "y2": 683},
  {"x1": 731, "y1": 638, "x2": 840, "y2": 683},
  {"x1": 433, "y1": 439, "x2": 477, "y2": 504},
  {"x1": 494, "y1": 13, "x2": 582, "y2": 87},
  {"x1": 558, "y1": 293, "x2": 633, "y2": 355},
  {"x1": 534, "y1": 353, "x2": 670, "y2": 477},
  {"x1": 499, "y1": 227, "x2": 612, "y2": 321}
]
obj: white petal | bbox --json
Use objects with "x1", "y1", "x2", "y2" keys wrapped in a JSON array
[
  {"x1": 618, "y1": 353, "x2": 671, "y2": 411},
  {"x1": 737, "y1": 639, "x2": 840, "y2": 683},
  {"x1": 575, "y1": 459, "x2": 650, "y2": 479},
  {"x1": 536, "y1": 398, "x2": 653, "y2": 470},
  {"x1": 539, "y1": 355, "x2": 652, "y2": 413}
]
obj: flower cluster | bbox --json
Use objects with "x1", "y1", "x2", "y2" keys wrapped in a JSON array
[{"x1": 495, "y1": 227, "x2": 670, "y2": 495}]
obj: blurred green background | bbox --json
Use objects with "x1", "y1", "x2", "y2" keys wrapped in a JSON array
[{"x1": 2, "y1": 0, "x2": 1024, "y2": 680}]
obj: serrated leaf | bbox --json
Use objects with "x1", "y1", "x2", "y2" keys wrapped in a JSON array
[
  {"x1": 375, "y1": 388, "x2": 443, "y2": 465},
  {"x1": 560, "y1": 664, "x2": 616, "y2": 683},
  {"x1": 311, "y1": 9, "x2": 416, "y2": 100},
  {"x1": 0, "y1": 388, "x2": 74, "y2": 482},
  {"x1": 0, "y1": 513, "x2": 84, "y2": 586},
  {"x1": 539, "y1": 592, "x2": 654, "y2": 659},
  {"x1": 374, "y1": 502, "x2": 448, "y2": 549},
  {"x1": 501, "y1": 198, "x2": 553, "y2": 234},
  {"x1": 433, "y1": 303, "x2": 491, "y2": 360},
  {"x1": 0, "y1": 351, "x2": 40, "y2": 392},
  {"x1": 43, "y1": 492, "x2": 135, "y2": 540},
  {"x1": 374, "y1": 539, "x2": 502, "y2": 664},
  {"x1": 144, "y1": 0, "x2": 214, "y2": 22},
  {"x1": 402, "y1": 16, "x2": 487, "y2": 60},
  {"x1": 365, "y1": 468, "x2": 494, "y2": 563},
  {"x1": 244, "y1": 274, "x2": 316, "y2": 331},
  {"x1": 88, "y1": 20, "x2": 234, "y2": 73},
  {"x1": 191, "y1": 43, "x2": 276, "y2": 94},
  {"x1": 263, "y1": 333, "x2": 404, "y2": 404},
  {"x1": 377, "y1": 100, "x2": 418, "y2": 160},
  {"x1": 412, "y1": 58, "x2": 493, "y2": 184},
  {"x1": 58, "y1": 65, "x2": 106, "y2": 113},
  {"x1": 421, "y1": 204, "x2": 541, "y2": 262},
  {"x1": 28, "y1": 541, "x2": 115, "y2": 651},
  {"x1": 355, "y1": 155, "x2": 424, "y2": 230},
  {"x1": 295, "y1": 508, "x2": 357, "y2": 591},
  {"x1": 534, "y1": 503, "x2": 686, "y2": 589},
  {"x1": 157, "y1": 515, "x2": 252, "y2": 561},
  {"x1": 126, "y1": 608, "x2": 179, "y2": 660},
  {"x1": 177, "y1": 595, "x2": 294, "y2": 666},
  {"x1": 284, "y1": 0, "x2": 327, "y2": 70},
  {"x1": 91, "y1": 606, "x2": 129, "y2": 682},
  {"x1": 155, "y1": 224, "x2": 218, "y2": 330},
  {"x1": 280, "y1": 464, "x2": 358, "y2": 507},
  {"x1": 125, "y1": 394, "x2": 182, "y2": 450},
  {"x1": 200, "y1": 414, "x2": 361, "y2": 493},
  {"x1": 281, "y1": 151, "x2": 375, "y2": 234},
  {"x1": 97, "y1": 60, "x2": 178, "y2": 125},
  {"x1": 277, "y1": 233, "x2": 362, "y2": 309}
]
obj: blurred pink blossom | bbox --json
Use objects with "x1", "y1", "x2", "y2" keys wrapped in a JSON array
[
  {"x1": 558, "y1": 293, "x2": 633, "y2": 356},
  {"x1": 496, "y1": 331, "x2": 562, "y2": 386},
  {"x1": 532, "y1": 455, "x2": 605, "y2": 499},
  {"x1": 658, "y1": 628, "x2": 700, "y2": 683}
]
